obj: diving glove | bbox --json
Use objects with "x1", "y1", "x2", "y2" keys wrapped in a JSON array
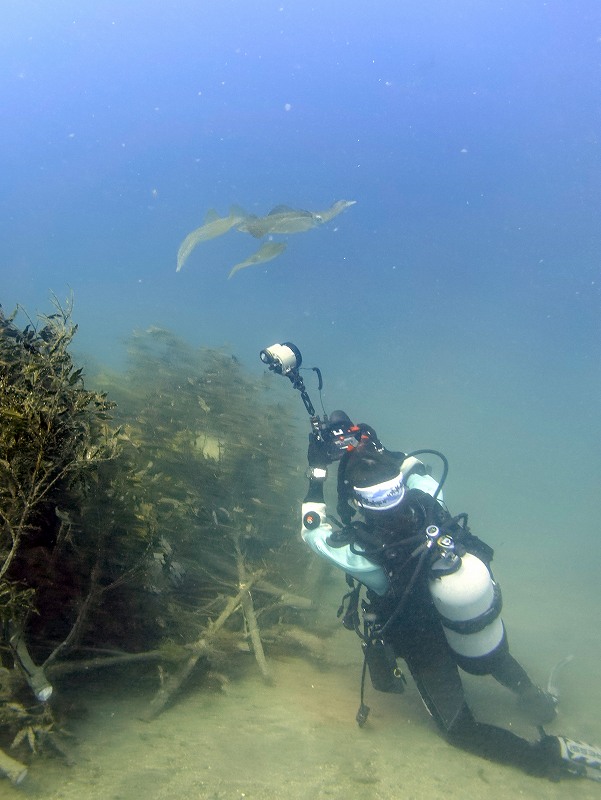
[{"x1": 307, "y1": 433, "x2": 331, "y2": 469}]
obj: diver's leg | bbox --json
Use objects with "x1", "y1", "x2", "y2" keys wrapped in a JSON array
[
  {"x1": 447, "y1": 704, "x2": 563, "y2": 778},
  {"x1": 450, "y1": 629, "x2": 558, "y2": 725},
  {"x1": 400, "y1": 628, "x2": 561, "y2": 777},
  {"x1": 491, "y1": 650, "x2": 558, "y2": 724},
  {"x1": 402, "y1": 629, "x2": 467, "y2": 731}
]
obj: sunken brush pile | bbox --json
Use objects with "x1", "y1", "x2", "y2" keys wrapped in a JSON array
[{"x1": 0, "y1": 300, "x2": 312, "y2": 782}]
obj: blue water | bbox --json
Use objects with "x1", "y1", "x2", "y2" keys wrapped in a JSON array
[{"x1": 1, "y1": 0, "x2": 601, "y2": 791}]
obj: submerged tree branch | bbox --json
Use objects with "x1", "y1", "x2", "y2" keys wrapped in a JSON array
[{"x1": 142, "y1": 569, "x2": 265, "y2": 721}]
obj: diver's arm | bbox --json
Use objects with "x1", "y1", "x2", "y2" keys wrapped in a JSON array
[{"x1": 301, "y1": 473, "x2": 389, "y2": 595}]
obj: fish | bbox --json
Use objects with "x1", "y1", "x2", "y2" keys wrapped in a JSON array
[
  {"x1": 176, "y1": 199, "x2": 356, "y2": 276},
  {"x1": 236, "y1": 199, "x2": 356, "y2": 238},
  {"x1": 228, "y1": 241, "x2": 287, "y2": 279},
  {"x1": 176, "y1": 206, "x2": 247, "y2": 272},
  {"x1": 237, "y1": 206, "x2": 319, "y2": 238}
]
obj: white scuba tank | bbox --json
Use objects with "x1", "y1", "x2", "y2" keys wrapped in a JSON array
[{"x1": 428, "y1": 552, "x2": 504, "y2": 659}]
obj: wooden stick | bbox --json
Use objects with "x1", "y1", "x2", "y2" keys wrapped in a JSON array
[
  {"x1": 0, "y1": 747, "x2": 28, "y2": 785},
  {"x1": 141, "y1": 646, "x2": 211, "y2": 722},
  {"x1": 196, "y1": 551, "x2": 312, "y2": 608},
  {"x1": 241, "y1": 590, "x2": 273, "y2": 684},
  {"x1": 43, "y1": 560, "x2": 102, "y2": 669},
  {"x1": 46, "y1": 649, "x2": 171, "y2": 679},
  {"x1": 234, "y1": 542, "x2": 272, "y2": 684},
  {"x1": 142, "y1": 572, "x2": 263, "y2": 721}
]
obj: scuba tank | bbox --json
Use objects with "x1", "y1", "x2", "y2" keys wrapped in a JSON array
[{"x1": 427, "y1": 529, "x2": 504, "y2": 661}]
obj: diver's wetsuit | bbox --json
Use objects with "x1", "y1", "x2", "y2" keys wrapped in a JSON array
[
  {"x1": 301, "y1": 468, "x2": 560, "y2": 779},
  {"x1": 365, "y1": 569, "x2": 554, "y2": 776}
]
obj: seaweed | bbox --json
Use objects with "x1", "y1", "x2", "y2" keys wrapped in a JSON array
[
  {"x1": 0, "y1": 297, "x2": 134, "y2": 775},
  {"x1": 0, "y1": 300, "x2": 315, "y2": 775},
  {"x1": 0, "y1": 297, "x2": 123, "y2": 625}
]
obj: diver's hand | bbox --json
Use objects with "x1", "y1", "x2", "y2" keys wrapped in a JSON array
[{"x1": 307, "y1": 433, "x2": 330, "y2": 469}]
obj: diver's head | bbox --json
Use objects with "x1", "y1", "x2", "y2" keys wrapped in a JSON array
[{"x1": 342, "y1": 442, "x2": 405, "y2": 515}]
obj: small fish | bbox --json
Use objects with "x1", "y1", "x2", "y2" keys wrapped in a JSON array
[
  {"x1": 228, "y1": 241, "x2": 287, "y2": 279},
  {"x1": 176, "y1": 206, "x2": 247, "y2": 272}
]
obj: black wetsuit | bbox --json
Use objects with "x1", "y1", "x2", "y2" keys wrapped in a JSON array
[
  {"x1": 352, "y1": 490, "x2": 560, "y2": 778},
  {"x1": 366, "y1": 578, "x2": 556, "y2": 775}
]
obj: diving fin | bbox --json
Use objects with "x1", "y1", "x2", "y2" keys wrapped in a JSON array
[
  {"x1": 556, "y1": 736, "x2": 601, "y2": 781},
  {"x1": 547, "y1": 654, "x2": 574, "y2": 699}
]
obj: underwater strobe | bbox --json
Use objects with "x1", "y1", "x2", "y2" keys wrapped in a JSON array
[
  {"x1": 259, "y1": 342, "x2": 302, "y2": 377},
  {"x1": 259, "y1": 341, "x2": 324, "y2": 428},
  {"x1": 260, "y1": 342, "x2": 368, "y2": 463}
]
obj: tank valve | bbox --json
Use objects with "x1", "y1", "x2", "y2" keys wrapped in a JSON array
[
  {"x1": 425, "y1": 525, "x2": 440, "y2": 546},
  {"x1": 428, "y1": 529, "x2": 461, "y2": 576}
]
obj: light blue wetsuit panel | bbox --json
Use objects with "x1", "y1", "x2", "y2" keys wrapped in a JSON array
[{"x1": 301, "y1": 472, "x2": 442, "y2": 596}]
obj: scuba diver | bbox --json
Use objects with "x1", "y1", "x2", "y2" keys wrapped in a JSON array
[{"x1": 259, "y1": 342, "x2": 601, "y2": 783}]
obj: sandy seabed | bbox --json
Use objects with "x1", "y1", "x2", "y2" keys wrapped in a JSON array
[
  {"x1": 2, "y1": 541, "x2": 601, "y2": 800},
  {"x1": 3, "y1": 608, "x2": 600, "y2": 800}
]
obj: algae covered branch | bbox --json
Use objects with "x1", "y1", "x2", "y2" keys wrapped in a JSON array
[{"x1": 0, "y1": 301, "x2": 316, "y2": 783}]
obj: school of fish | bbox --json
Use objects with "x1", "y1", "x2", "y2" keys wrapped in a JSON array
[{"x1": 175, "y1": 200, "x2": 356, "y2": 277}]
